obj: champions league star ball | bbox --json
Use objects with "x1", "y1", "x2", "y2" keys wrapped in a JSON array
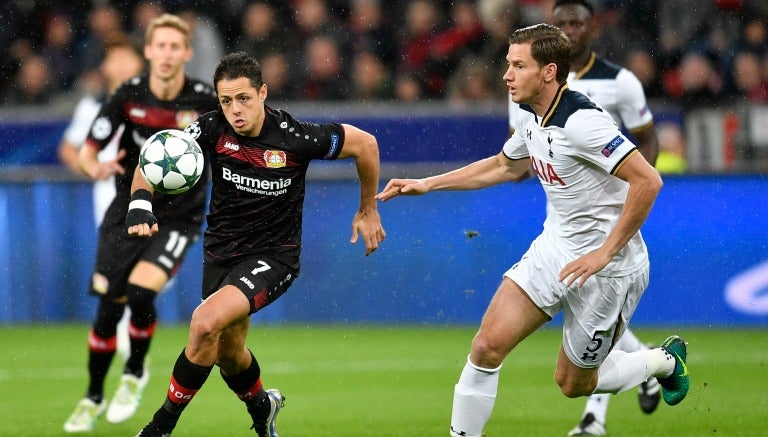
[{"x1": 139, "y1": 129, "x2": 204, "y2": 194}]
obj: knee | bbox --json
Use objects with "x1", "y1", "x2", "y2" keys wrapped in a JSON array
[
  {"x1": 470, "y1": 334, "x2": 506, "y2": 369},
  {"x1": 189, "y1": 307, "x2": 223, "y2": 342},
  {"x1": 555, "y1": 371, "x2": 596, "y2": 398},
  {"x1": 126, "y1": 284, "x2": 157, "y2": 311}
]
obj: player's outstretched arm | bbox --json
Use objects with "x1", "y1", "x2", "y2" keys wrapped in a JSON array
[
  {"x1": 376, "y1": 152, "x2": 530, "y2": 201},
  {"x1": 338, "y1": 124, "x2": 386, "y2": 256},
  {"x1": 126, "y1": 164, "x2": 159, "y2": 237},
  {"x1": 78, "y1": 143, "x2": 126, "y2": 181}
]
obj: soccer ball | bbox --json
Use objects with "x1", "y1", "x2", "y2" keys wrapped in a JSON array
[{"x1": 139, "y1": 129, "x2": 204, "y2": 194}]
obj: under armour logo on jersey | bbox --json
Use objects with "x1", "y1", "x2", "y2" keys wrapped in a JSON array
[
  {"x1": 581, "y1": 352, "x2": 598, "y2": 361},
  {"x1": 526, "y1": 129, "x2": 532, "y2": 140}
]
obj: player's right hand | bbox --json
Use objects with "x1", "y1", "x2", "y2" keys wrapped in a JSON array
[
  {"x1": 126, "y1": 189, "x2": 158, "y2": 237},
  {"x1": 375, "y1": 178, "x2": 428, "y2": 201}
]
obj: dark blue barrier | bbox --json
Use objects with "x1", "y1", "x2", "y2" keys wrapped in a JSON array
[
  {"x1": 0, "y1": 114, "x2": 508, "y2": 165},
  {"x1": 1, "y1": 175, "x2": 766, "y2": 326},
  {"x1": 0, "y1": 121, "x2": 68, "y2": 165}
]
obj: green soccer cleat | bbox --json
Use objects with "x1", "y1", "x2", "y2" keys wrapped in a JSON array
[{"x1": 658, "y1": 335, "x2": 690, "y2": 405}]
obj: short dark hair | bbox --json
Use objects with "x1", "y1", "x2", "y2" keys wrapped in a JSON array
[
  {"x1": 553, "y1": 0, "x2": 594, "y2": 14},
  {"x1": 213, "y1": 52, "x2": 264, "y2": 90},
  {"x1": 509, "y1": 24, "x2": 571, "y2": 83}
]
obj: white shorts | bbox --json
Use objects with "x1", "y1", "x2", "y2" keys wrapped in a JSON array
[{"x1": 504, "y1": 232, "x2": 649, "y2": 368}]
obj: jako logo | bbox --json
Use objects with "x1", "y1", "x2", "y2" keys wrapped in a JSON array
[
  {"x1": 240, "y1": 276, "x2": 255, "y2": 289},
  {"x1": 224, "y1": 141, "x2": 239, "y2": 151}
]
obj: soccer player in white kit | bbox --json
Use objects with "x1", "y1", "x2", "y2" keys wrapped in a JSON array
[
  {"x1": 57, "y1": 34, "x2": 146, "y2": 363},
  {"x1": 505, "y1": 1, "x2": 663, "y2": 434},
  {"x1": 58, "y1": 34, "x2": 145, "y2": 228},
  {"x1": 376, "y1": 24, "x2": 689, "y2": 437}
]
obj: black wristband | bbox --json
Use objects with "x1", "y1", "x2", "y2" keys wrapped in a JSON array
[{"x1": 130, "y1": 189, "x2": 153, "y2": 203}]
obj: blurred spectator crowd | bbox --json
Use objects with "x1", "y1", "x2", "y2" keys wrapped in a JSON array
[{"x1": 1, "y1": 0, "x2": 768, "y2": 107}]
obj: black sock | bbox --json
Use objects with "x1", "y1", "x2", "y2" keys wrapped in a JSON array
[
  {"x1": 125, "y1": 321, "x2": 156, "y2": 376},
  {"x1": 221, "y1": 350, "x2": 263, "y2": 403},
  {"x1": 154, "y1": 349, "x2": 212, "y2": 427},
  {"x1": 87, "y1": 352, "x2": 113, "y2": 403},
  {"x1": 125, "y1": 284, "x2": 158, "y2": 376},
  {"x1": 86, "y1": 297, "x2": 125, "y2": 400}
]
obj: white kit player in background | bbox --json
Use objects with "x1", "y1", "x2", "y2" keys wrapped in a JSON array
[{"x1": 57, "y1": 35, "x2": 145, "y2": 361}]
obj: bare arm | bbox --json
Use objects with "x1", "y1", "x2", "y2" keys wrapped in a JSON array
[
  {"x1": 126, "y1": 163, "x2": 158, "y2": 237},
  {"x1": 376, "y1": 152, "x2": 531, "y2": 201},
  {"x1": 57, "y1": 140, "x2": 87, "y2": 177},
  {"x1": 560, "y1": 151, "x2": 662, "y2": 286},
  {"x1": 629, "y1": 124, "x2": 659, "y2": 166},
  {"x1": 78, "y1": 142, "x2": 126, "y2": 181},
  {"x1": 338, "y1": 124, "x2": 386, "y2": 255}
]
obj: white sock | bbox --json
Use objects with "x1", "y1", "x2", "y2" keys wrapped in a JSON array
[
  {"x1": 595, "y1": 350, "x2": 649, "y2": 394},
  {"x1": 614, "y1": 328, "x2": 647, "y2": 352},
  {"x1": 649, "y1": 347, "x2": 677, "y2": 378},
  {"x1": 450, "y1": 356, "x2": 502, "y2": 437},
  {"x1": 582, "y1": 393, "x2": 610, "y2": 424}
]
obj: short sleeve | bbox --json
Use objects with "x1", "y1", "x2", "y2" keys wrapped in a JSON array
[
  {"x1": 502, "y1": 125, "x2": 529, "y2": 160},
  {"x1": 63, "y1": 97, "x2": 101, "y2": 147},
  {"x1": 86, "y1": 86, "x2": 128, "y2": 151},
  {"x1": 615, "y1": 69, "x2": 654, "y2": 131},
  {"x1": 565, "y1": 109, "x2": 637, "y2": 174}
]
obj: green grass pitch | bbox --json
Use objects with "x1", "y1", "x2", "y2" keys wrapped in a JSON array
[{"x1": 1, "y1": 325, "x2": 766, "y2": 436}]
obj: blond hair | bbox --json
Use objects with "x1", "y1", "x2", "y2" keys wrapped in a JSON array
[{"x1": 145, "y1": 13, "x2": 191, "y2": 47}]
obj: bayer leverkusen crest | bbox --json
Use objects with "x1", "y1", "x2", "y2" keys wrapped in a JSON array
[
  {"x1": 264, "y1": 150, "x2": 286, "y2": 168},
  {"x1": 176, "y1": 111, "x2": 199, "y2": 128}
]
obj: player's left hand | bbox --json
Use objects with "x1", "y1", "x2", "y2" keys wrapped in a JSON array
[
  {"x1": 125, "y1": 189, "x2": 159, "y2": 237},
  {"x1": 350, "y1": 209, "x2": 386, "y2": 256},
  {"x1": 375, "y1": 178, "x2": 428, "y2": 201},
  {"x1": 559, "y1": 250, "x2": 612, "y2": 287}
]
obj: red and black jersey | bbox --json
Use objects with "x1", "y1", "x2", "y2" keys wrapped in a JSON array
[
  {"x1": 184, "y1": 106, "x2": 345, "y2": 268},
  {"x1": 86, "y1": 74, "x2": 218, "y2": 225}
]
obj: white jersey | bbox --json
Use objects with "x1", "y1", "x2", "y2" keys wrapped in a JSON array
[
  {"x1": 63, "y1": 95, "x2": 122, "y2": 227},
  {"x1": 567, "y1": 52, "x2": 653, "y2": 132},
  {"x1": 504, "y1": 84, "x2": 648, "y2": 275},
  {"x1": 508, "y1": 52, "x2": 653, "y2": 133}
]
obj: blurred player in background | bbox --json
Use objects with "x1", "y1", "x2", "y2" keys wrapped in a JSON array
[
  {"x1": 377, "y1": 24, "x2": 689, "y2": 437},
  {"x1": 550, "y1": 1, "x2": 661, "y2": 434},
  {"x1": 58, "y1": 33, "x2": 145, "y2": 228},
  {"x1": 64, "y1": 14, "x2": 218, "y2": 433},
  {"x1": 510, "y1": 3, "x2": 662, "y2": 433},
  {"x1": 127, "y1": 52, "x2": 385, "y2": 436},
  {"x1": 58, "y1": 33, "x2": 146, "y2": 364}
]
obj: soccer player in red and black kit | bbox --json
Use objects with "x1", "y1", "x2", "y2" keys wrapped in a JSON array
[
  {"x1": 64, "y1": 14, "x2": 218, "y2": 433},
  {"x1": 127, "y1": 51, "x2": 386, "y2": 436}
]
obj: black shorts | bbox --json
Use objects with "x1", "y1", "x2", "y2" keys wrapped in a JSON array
[
  {"x1": 202, "y1": 257, "x2": 297, "y2": 315},
  {"x1": 90, "y1": 222, "x2": 200, "y2": 299}
]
